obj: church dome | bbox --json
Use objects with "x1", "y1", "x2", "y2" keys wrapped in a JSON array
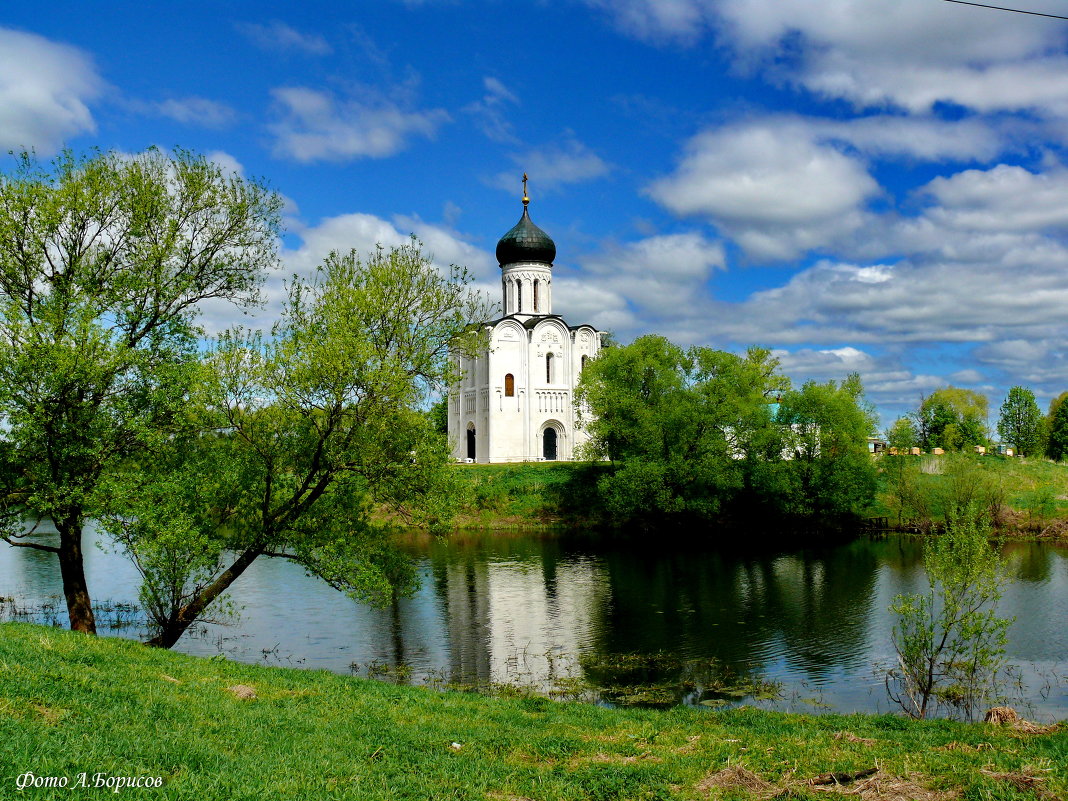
[{"x1": 496, "y1": 206, "x2": 556, "y2": 265}]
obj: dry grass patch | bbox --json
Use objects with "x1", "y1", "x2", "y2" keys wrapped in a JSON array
[
  {"x1": 808, "y1": 772, "x2": 958, "y2": 801},
  {"x1": 984, "y1": 706, "x2": 1062, "y2": 734},
  {"x1": 697, "y1": 764, "x2": 782, "y2": 799},
  {"x1": 697, "y1": 766, "x2": 961, "y2": 801},
  {"x1": 980, "y1": 765, "x2": 1057, "y2": 799}
]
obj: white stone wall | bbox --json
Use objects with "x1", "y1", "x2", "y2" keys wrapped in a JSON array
[{"x1": 448, "y1": 317, "x2": 601, "y2": 463}]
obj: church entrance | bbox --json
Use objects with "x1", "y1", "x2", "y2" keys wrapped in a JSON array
[
  {"x1": 467, "y1": 425, "x2": 476, "y2": 460},
  {"x1": 542, "y1": 427, "x2": 558, "y2": 460}
]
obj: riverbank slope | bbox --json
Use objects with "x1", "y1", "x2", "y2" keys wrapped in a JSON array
[
  {"x1": 452, "y1": 457, "x2": 1068, "y2": 537},
  {"x1": 2, "y1": 623, "x2": 1065, "y2": 799}
]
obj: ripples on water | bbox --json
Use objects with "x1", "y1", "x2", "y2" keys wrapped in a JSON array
[{"x1": 2, "y1": 525, "x2": 1067, "y2": 720}]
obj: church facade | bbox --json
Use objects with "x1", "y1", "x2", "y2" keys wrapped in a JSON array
[{"x1": 448, "y1": 186, "x2": 602, "y2": 463}]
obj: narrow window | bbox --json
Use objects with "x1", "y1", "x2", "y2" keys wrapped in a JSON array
[
  {"x1": 533, "y1": 280, "x2": 540, "y2": 312},
  {"x1": 546, "y1": 352, "x2": 554, "y2": 383},
  {"x1": 581, "y1": 355, "x2": 588, "y2": 372},
  {"x1": 504, "y1": 373, "x2": 514, "y2": 397},
  {"x1": 517, "y1": 282, "x2": 523, "y2": 313}
]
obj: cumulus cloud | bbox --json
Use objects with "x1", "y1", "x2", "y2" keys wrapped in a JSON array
[
  {"x1": 234, "y1": 212, "x2": 491, "y2": 331},
  {"x1": 921, "y1": 165, "x2": 1068, "y2": 233},
  {"x1": 810, "y1": 115, "x2": 1010, "y2": 163},
  {"x1": 583, "y1": 0, "x2": 1068, "y2": 117},
  {"x1": 268, "y1": 86, "x2": 449, "y2": 163},
  {"x1": 647, "y1": 121, "x2": 879, "y2": 260},
  {"x1": 0, "y1": 27, "x2": 103, "y2": 153},
  {"x1": 550, "y1": 231, "x2": 725, "y2": 337},
  {"x1": 236, "y1": 21, "x2": 331, "y2": 55},
  {"x1": 717, "y1": 0, "x2": 1068, "y2": 115}
]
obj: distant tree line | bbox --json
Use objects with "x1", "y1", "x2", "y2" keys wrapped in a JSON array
[{"x1": 885, "y1": 383, "x2": 1068, "y2": 461}]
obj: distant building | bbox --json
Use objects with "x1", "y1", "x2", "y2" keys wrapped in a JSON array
[{"x1": 447, "y1": 178, "x2": 602, "y2": 462}]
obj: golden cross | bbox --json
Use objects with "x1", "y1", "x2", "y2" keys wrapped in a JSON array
[{"x1": 522, "y1": 172, "x2": 529, "y2": 206}]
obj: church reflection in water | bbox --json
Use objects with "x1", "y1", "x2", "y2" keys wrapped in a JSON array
[
  {"x1": 5, "y1": 528, "x2": 1066, "y2": 715},
  {"x1": 368, "y1": 534, "x2": 893, "y2": 708}
]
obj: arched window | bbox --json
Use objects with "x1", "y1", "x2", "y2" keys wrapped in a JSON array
[
  {"x1": 504, "y1": 373, "x2": 514, "y2": 397},
  {"x1": 546, "y1": 352, "x2": 554, "y2": 383},
  {"x1": 517, "y1": 282, "x2": 523, "y2": 313},
  {"x1": 533, "y1": 280, "x2": 540, "y2": 312},
  {"x1": 581, "y1": 355, "x2": 588, "y2": 372}
]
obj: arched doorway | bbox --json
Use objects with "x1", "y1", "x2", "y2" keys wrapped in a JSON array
[
  {"x1": 466, "y1": 423, "x2": 476, "y2": 460},
  {"x1": 543, "y1": 427, "x2": 558, "y2": 460}
]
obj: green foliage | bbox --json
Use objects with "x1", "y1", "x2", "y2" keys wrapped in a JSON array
[
  {"x1": 101, "y1": 242, "x2": 489, "y2": 647},
  {"x1": 4, "y1": 623, "x2": 1067, "y2": 800},
  {"x1": 0, "y1": 147, "x2": 282, "y2": 633},
  {"x1": 428, "y1": 396, "x2": 449, "y2": 434},
  {"x1": 1047, "y1": 391, "x2": 1068, "y2": 461},
  {"x1": 885, "y1": 416, "x2": 918, "y2": 453},
  {"x1": 913, "y1": 387, "x2": 989, "y2": 451},
  {"x1": 886, "y1": 511, "x2": 1013, "y2": 720},
  {"x1": 576, "y1": 338, "x2": 876, "y2": 526},
  {"x1": 874, "y1": 451, "x2": 1068, "y2": 534},
  {"x1": 775, "y1": 373, "x2": 879, "y2": 519},
  {"x1": 997, "y1": 386, "x2": 1044, "y2": 457}
]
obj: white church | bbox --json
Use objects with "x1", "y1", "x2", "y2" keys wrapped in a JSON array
[{"x1": 448, "y1": 180, "x2": 603, "y2": 462}]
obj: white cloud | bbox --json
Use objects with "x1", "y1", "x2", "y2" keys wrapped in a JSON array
[
  {"x1": 716, "y1": 0, "x2": 1068, "y2": 115},
  {"x1": 268, "y1": 86, "x2": 449, "y2": 163},
  {"x1": 206, "y1": 151, "x2": 245, "y2": 177},
  {"x1": 236, "y1": 21, "x2": 331, "y2": 55},
  {"x1": 582, "y1": 0, "x2": 713, "y2": 44},
  {"x1": 583, "y1": 0, "x2": 1068, "y2": 117},
  {"x1": 922, "y1": 165, "x2": 1068, "y2": 233},
  {"x1": 811, "y1": 115, "x2": 1009, "y2": 162},
  {"x1": 465, "y1": 76, "x2": 520, "y2": 143},
  {"x1": 144, "y1": 97, "x2": 237, "y2": 128},
  {"x1": 581, "y1": 232, "x2": 725, "y2": 316},
  {"x1": 493, "y1": 135, "x2": 611, "y2": 193},
  {"x1": 0, "y1": 27, "x2": 103, "y2": 153},
  {"x1": 647, "y1": 121, "x2": 879, "y2": 260}
]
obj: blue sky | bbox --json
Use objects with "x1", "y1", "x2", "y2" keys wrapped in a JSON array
[{"x1": 4, "y1": 0, "x2": 1068, "y2": 427}]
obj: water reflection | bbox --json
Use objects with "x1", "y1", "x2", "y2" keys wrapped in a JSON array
[{"x1": 2, "y1": 527, "x2": 1067, "y2": 719}]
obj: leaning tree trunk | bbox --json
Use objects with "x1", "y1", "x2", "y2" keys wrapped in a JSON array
[
  {"x1": 55, "y1": 514, "x2": 97, "y2": 635},
  {"x1": 146, "y1": 547, "x2": 262, "y2": 649}
]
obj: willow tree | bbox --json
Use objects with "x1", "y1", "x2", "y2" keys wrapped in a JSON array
[
  {"x1": 0, "y1": 148, "x2": 282, "y2": 634},
  {"x1": 101, "y1": 243, "x2": 489, "y2": 648}
]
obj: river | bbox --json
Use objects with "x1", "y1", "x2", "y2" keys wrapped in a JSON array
[{"x1": 3, "y1": 525, "x2": 1067, "y2": 720}]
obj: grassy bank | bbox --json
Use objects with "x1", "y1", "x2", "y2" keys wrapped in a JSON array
[
  {"x1": 451, "y1": 457, "x2": 1068, "y2": 538},
  {"x1": 450, "y1": 462, "x2": 608, "y2": 529},
  {"x1": 2, "y1": 624, "x2": 1066, "y2": 800},
  {"x1": 873, "y1": 453, "x2": 1068, "y2": 537}
]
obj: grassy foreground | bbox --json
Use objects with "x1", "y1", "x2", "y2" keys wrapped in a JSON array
[{"x1": 1, "y1": 624, "x2": 1066, "y2": 800}]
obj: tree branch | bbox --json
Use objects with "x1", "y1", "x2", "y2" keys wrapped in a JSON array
[{"x1": 2, "y1": 536, "x2": 61, "y2": 554}]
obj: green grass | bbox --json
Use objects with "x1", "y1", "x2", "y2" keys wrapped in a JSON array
[
  {"x1": 451, "y1": 462, "x2": 608, "y2": 528},
  {"x1": 2, "y1": 623, "x2": 1066, "y2": 799},
  {"x1": 874, "y1": 453, "x2": 1068, "y2": 535}
]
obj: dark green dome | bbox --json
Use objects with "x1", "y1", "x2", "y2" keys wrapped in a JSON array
[{"x1": 496, "y1": 207, "x2": 556, "y2": 265}]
